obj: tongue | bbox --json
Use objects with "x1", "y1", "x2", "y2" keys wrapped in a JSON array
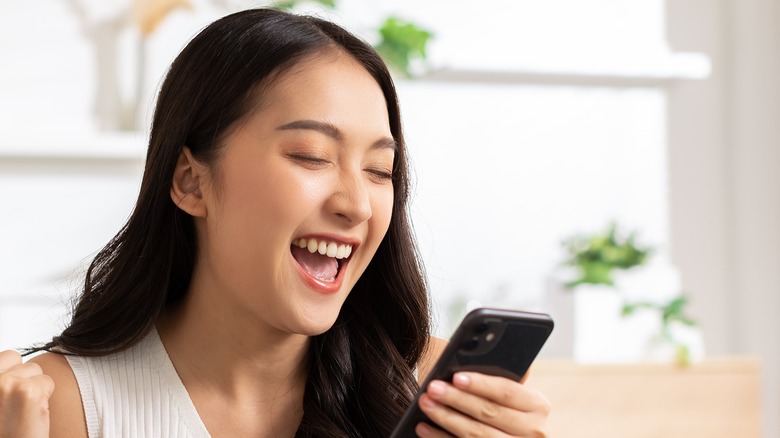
[{"x1": 291, "y1": 245, "x2": 339, "y2": 281}]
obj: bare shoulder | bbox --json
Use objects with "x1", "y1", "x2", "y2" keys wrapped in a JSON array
[
  {"x1": 417, "y1": 336, "x2": 449, "y2": 384},
  {"x1": 29, "y1": 352, "x2": 89, "y2": 438}
]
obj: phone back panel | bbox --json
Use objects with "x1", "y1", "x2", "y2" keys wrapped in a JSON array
[{"x1": 390, "y1": 308, "x2": 554, "y2": 437}]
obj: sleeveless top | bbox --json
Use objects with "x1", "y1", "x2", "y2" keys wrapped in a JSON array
[
  {"x1": 66, "y1": 328, "x2": 420, "y2": 437},
  {"x1": 65, "y1": 328, "x2": 212, "y2": 438}
]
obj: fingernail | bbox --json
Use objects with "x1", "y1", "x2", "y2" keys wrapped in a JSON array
[
  {"x1": 454, "y1": 373, "x2": 471, "y2": 387},
  {"x1": 416, "y1": 422, "x2": 433, "y2": 437},
  {"x1": 428, "y1": 380, "x2": 446, "y2": 397},
  {"x1": 420, "y1": 394, "x2": 439, "y2": 409}
]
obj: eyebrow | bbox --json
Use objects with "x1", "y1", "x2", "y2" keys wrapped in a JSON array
[{"x1": 276, "y1": 119, "x2": 397, "y2": 151}]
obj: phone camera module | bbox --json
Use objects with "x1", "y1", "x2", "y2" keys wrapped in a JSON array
[
  {"x1": 475, "y1": 322, "x2": 490, "y2": 334},
  {"x1": 463, "y1": 336, "x2": 480, "y2": 351}
]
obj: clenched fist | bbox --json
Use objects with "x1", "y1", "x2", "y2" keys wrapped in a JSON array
[{"x1": 0, "y1": 350, "x2": 54, "y2": 438}]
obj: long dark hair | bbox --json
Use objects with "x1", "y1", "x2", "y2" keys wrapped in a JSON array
[{"x1": 31, "y1": 9, "x2": 430, "y2": 436}]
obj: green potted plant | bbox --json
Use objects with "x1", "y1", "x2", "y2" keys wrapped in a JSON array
[
  {"x1": 558, "y1": 222, "x2": 698, "y2": 365},
  {"x1": 561, "y1": 222, "x2": 651, "y2": 289},
  {"x1": 622, "y1": 295, "x2": 698, "y2": 365}
]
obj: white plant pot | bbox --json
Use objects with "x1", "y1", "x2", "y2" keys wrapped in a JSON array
[
  {"x1": 572, "y1": 284, "x2": 660, "y2": 363},
  {"x1": 543, "y1": 259, "x2": 705, "y2": 364}
]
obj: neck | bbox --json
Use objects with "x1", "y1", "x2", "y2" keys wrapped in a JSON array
[{"x1": 156, "y1": 287, "x2": 310, "y2": 406}]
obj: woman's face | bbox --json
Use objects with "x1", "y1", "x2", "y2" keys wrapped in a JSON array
[{"x1": 193, "y1": 51, "x2": 395, "y2": 336}]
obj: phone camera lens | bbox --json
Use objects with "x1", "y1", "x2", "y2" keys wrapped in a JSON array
[
  {"x1": 475, "y1": 322, "x2": 490, "y2": 334},
  {"x1": 463, "y1": 337, "x2": 480, "y2": 351}
]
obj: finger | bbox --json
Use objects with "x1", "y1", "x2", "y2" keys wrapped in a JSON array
[
  {"x1": 452, "y1": 372, "x2": 551, "y2": 414},
  {"x1": 0, "y1": 350, "x2": 23, "y2": 373},
  {"x1": 0, "y1": 374, "x2": 53, "y2": 438},
  {"x1": 0, "y1": 372, "x2": 54, "y2": 403},
  {"x1": 414, "y1": 422, "x2": 454, "y2": 438},
  {"x1": 418, "y1": 393, "x2": 512, "y2": 438},
  {"x1": 3, "y1": 362, "x2": 45, "y2": 380},
  {"x1": 29, "y1": 373, "x2": 55, "y2": 401},
  {"x1": 426, "y1": 379, "x2": 525, "y2": 435}
]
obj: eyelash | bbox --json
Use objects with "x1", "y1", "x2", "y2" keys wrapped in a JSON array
[
  {"x1": 288, "y1": 154, "x2": 330, "y2": 166},
  {"x1": 288, "y1": 154, "x2": 393, "y2": 181},
  {"x1": 366, "y1": 168, "x2": 394, "y2": 181}
]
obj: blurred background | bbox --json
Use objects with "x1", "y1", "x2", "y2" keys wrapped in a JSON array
[{"x1": 1, "y1": 1, "x2": 777, "y2": 437}]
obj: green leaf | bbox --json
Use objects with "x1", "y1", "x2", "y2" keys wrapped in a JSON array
[
  {"x1": 673, "y1": 316, "x2": 697, "y2": 326},
  {"x1": 621, "y1": 301, "x2": 657, "y2": 317},
  {"x1": 271, "y1": 0, "x2": 336, "y2": 10},
  {"x1": 675, "y1": 344, "x2": 691, "y2": 366},
  {"x1": 272, "y1": 0, "x2": 295, "y2": 9},
  {"x1": 561, "y1": 222, "x2": 653, "y2": 289},
  {"x1": 374, "y1": 17, "x2": 433, "y2": 76},
  {"x1": 665, "y1": 296, "x2": 687, "y2": 315}
]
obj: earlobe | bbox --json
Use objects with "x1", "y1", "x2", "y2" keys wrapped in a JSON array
[{"x1": 170, "y1": 146, "x2": 208, "y2": 217}]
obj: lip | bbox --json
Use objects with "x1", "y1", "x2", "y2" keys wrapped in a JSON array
[{"x1": 290, "y1": 234, "x2": 360, "y2": 294}]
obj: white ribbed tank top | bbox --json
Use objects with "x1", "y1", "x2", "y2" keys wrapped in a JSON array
[{"x1": 66, "y1": 328, "x2": 211, "y2": 438}]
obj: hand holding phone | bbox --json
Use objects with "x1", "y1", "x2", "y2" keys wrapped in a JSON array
[{"x1": 390, "y1": 308, "x2": 554, "y2": 437}]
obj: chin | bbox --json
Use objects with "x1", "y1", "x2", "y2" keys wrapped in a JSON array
[{"x1": 295, "y1": 310, "x2": 342, "y2": 337}]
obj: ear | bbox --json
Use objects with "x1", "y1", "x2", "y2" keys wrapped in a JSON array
[{"x1": 170, "y1": 146, "x2": 208, "y2": 217}]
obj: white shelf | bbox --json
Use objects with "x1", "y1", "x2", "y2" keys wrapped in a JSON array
[
  {"x1": 420, "y1": 68, "x2": 702, "y2": 88},
  {"x1": 0, "y1": 131, "x2": 147, "y2": 162},
  {"x1": 418, "y1": 52, "x2": 711, "y2": 88}
]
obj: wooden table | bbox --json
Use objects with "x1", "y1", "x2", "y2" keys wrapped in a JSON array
[{"x1": 525, "y1": 358, "x2": 761, "y2": 437}]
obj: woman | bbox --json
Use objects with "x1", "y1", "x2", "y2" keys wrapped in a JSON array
[{"x1": 0, "y1": 9, "x2": 550, "y2": 437}]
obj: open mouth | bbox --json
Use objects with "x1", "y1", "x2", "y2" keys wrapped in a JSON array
[{"x1": 290, "y1": 237, "x2": 353, "y2": 283}]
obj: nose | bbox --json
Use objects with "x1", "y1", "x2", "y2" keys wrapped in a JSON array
[{"x1": 327, "y1": 169, "x2": 372, "y2": 225}]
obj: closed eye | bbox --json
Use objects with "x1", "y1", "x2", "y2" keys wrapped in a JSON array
[
  {"x1": 287, "y1": 153, "x2": 330, "y2": 167},
  {"x1": 365, "y1": 168, "x2": 393, "y2": 181}
]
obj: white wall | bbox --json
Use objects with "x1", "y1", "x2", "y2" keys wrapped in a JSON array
[
  {"x1": 667, "y1": 0, "x2": 780, "y2": 436},
  {"x1": 0, "y1": 136, "x2": 144, "y2": 348},
  {"x1": 0, "y1": 0, "x2": 674, "y2": 340},
  {"x1": 399, "y1": 81, "x2": 668, "y2": 336}
]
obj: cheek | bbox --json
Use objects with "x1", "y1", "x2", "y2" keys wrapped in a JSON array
[
  {"x1": 206, "y1": 168, "x2": 269, "y2": 231},
  {"x1": 221, "y1": 174, "x2": 313, "y2": 229},
  {"x1": 371, "y1": 188, "x2": 395, "y2": 236}
]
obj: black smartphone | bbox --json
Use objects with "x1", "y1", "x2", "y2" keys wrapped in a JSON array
[{"x1": 390, "y1": 307, "x2": 554, "y2": 438}]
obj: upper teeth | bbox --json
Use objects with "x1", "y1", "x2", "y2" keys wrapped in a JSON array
[{"x1": 294, "y1": 238, "x2": 353, "y2": 259}]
